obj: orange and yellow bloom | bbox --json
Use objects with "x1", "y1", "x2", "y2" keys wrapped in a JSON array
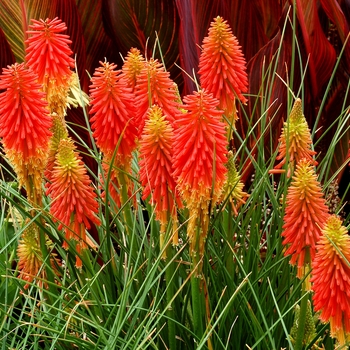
[
  {"x1": 311, "y1": 215, "x2": 350, "y2": 346},
  {"x1": 89, "y1": 60, "x2": 137, "y2": 163},
  {"x1": 272, "y1": 98, "x2": 317, "y2": 177},
  {"x1": 25, "y1": 17, "x2": 74, "y2": 89},
  {"x1": 139, "y1": 105, "x2": 182, "y2": 247},
  {"x1": 135, "y1": 58, "x2": 179, "y2": 134},
  {"x1": 120, "y1": 47, "x2": 145, "y2": 91},
  {"x1": 47, "y1": 138, "x2": 100, "y2": 268},
  {"x1": 0, "y1": 63, "x2": 51, "y2": 202},
  {"x1": 173, "y1": 89, "x2": 227, "y2": 261},
  {"x1": 198, "y1": 16, "x2": 248, "y2": 124},
  {"x1": 17, "y1": 221, "x2": 60, "y2": 290},
  {"x1": 25, "y1": 17, "x2": 75, "y2": 117},
  {"x1": 282, "y1": 159, "x2": 329, "y2": 280}
]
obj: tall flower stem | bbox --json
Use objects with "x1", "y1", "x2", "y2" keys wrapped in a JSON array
[
  {"x1": 191, "y1": 274, "x2": 204, "y2": 342},
  {"x1": 294, "y1": 282, "x2": 309, "y2": 350},
  {"x1": 165, "y1": 243, "x2": 176, "y2": 350},
  {"x1": 191, "y1": 224, "x2": 204, "y2": 342}
]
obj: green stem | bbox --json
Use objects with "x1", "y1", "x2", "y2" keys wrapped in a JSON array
[
  {"x1": 119, "y1": 172, "x2": 137, "y2": 265},
  {"x1": 191, "y1": 222, "x2": 204, "y2": 343},
  {"x1": 294, "y1": 283, "x2": 308, "y2": 350},
  {"x1": 191, "y1": 274, "x2": 204, "y2": 341},
  {"x1": 165, "y1": 245, "x2": 176, "y2": 350}
]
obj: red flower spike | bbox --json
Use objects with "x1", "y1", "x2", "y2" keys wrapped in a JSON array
[
  {"x1": 135, "y1": 58, "x2": 178, "y2": 135},
  {"x1": 0, "y1": 63, "x2": 52, "y2": 199},
  {"x1": 272, "y1": 98, "x2": 317, "y2": 177},
  {"x1": 120, "y1": 48, "x2": 145, "y2": 91},
  {"x1": 282, "y1": 159, "x2": 329, "y2": 280},
  {"x1": 0, "y1": 63, "x2": 51, "y2": 158},
  {"x1": 139, "y1": 105, "x2": 183, "y2": 245},
  {"x1": 47, "y1": 138, "x2": 100, "y2": 268},
  {"x1": 173, "y1": 90, "x2": 228, "y2": 260},
  {"x1": 89, "y1": 61, "x2": 138, "y2": 167},
  {"x1": 25, "y1": 18, "x2": 75, "y2": 89},
  {"x1": 311, "y1": 215, "x2": 350, "y2": 346},
  {"x1": 198, "y1": 16, "x2": 248, "y2": 120}
]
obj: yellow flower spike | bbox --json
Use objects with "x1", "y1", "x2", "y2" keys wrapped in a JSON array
[
  {"x1": 121, "y1": 47, "x2": 145, "y2": 91},
  {"x1": 271, "y1": 98, "x2": 317, "y2": 177},
  {"x1": 17, "y1": 221, "x2": 60, "y2": 289},
  {"x1": 221, "y1": 150, "x2": 249, "y2": 215},
  {"x1": 47, "y1": 138, "x2": 101, "y2": 268}
]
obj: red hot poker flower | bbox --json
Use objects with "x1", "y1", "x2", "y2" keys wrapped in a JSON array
[
  {"x1": 311, "y1": 215, "x2": 350, "y2": 346},
  {"x1": 89, "y1": 61, "x2": 138, "y2": 166},
  {"x1": 135, "y1": 58, "x2": 178, "y2": 134},
  {"x1": 0, "y1": 63, "x2": 52, "y2": 199},
  {"x1": 120, "y1": 48, "x2": 145, "y2": 92},
  {"x1": 17, "y1": 221, "x2": 60, "y2": 289},
  {"x1": 47, "y1": 138, "x2": 100, "y2": 268},
  {"x1": 198, "y1": 16, "x2": 248, "y2": 121},
  {"x1": 139, "y1": 105, "x2": 183, "y2": 246},
  {"x1": 282, "y1": 159, "x2": 329, "y2": 280},
  {"x1": 173, "y1": 89, "x2": 228, "y2": 259},
  {"x1": 25, "y1": 17, "x2": 74, "y2": 89},
  {"x1": 271, "y1": 98, "x2": 317, "y2": 177}
]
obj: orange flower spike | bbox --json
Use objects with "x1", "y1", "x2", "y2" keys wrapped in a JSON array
[
  {"x1": 173, "y1": 90, "x2": 228, "y2": 259},
  {"x1": 272, "y1": 98, "x2": 317, "y2": 177},
  {"x1": 282, "y1": 159, "x2": 329, "y2": 280},
  {"x1": 0, "y1": 63, "x2": 51, "y2": 158},
  {"x1": 173, "y1": 89, "x2": 228, "y2": 204},
  {"x1": 198, "y1": 16, "x2": 248, "y2": 120},
  {"x1": 25, "y1": 17, "x2": 74, "y2": 88},
  {"x1": 121, "y1": 48, "x2": 145, "y2": 91},
  {"x1": 0, "y1": 63, "x2": 52, "y2": 200},
  {"x1": 135, "y1": 58, "x2": 178, "y2": 134},
  {"x1": 89, "y1": 61, "x2": 137, "y2": 165},
  {"x1": 311, "y1": 215, "x2": 350, "y2": 346},
  {"x1": 47, "y1": 138, "x2": 100, "y2": 267},
  {"x1": 139, "y1": 105, "x2": 183, "y2": 245}
]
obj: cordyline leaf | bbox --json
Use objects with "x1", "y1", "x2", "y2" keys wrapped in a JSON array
[
  {"x1": 228, "y1": 0, "x2": 283, "y2": 63},
  {"x1": 320, "y1": 0, "x2": 350, "y2": 68},
  {"x1": 237, "y1": 25, "x2": 292, "y2": 182},
  {"x1": 0, "y1": 27, "x2": 15, "y2": 68},
  {"x1": 0, "y1": 0, "x2": 25, "y2": 63},
  {"x1": 295, "y1": 0, "x2": 337, "y2": 98},
  {"x1": 76, "y1": 0, "x2": 120, "y2": 77},
  {"x1": 102, "y1": 0, "x2": 181, "y2": 87}
]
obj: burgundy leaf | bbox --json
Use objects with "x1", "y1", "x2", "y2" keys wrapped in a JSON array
[
  {"x1": 102, "y1": 0, "x2": 181, "y2": 88},
  {"x1": 295, "y1": 0, "x2": 337, "y2": 97},
  {"x1": 0, "y1": 27, "x2": 15, "y2": 68},
  {"x1": 76, "y1": 0, "x2": 120, "y2": 77}
]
